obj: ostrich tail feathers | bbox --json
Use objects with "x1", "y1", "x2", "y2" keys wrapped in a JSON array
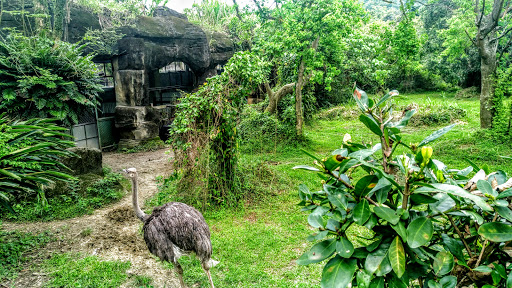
[{"x1": 208, "y1": 259, "x2": 220, "y2": 268}]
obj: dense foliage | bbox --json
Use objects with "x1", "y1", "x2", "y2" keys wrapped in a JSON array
[
  {"x1": 0, "y1": 31, "x2": 102, "y2": 127},
  {"x1": 169, "y1": 51, "x2": 269, "y2": 207},
  {"x1": 0, "y1": 115, "x2": 75, "y2": 212},
  {"x1": 295, "y1": 89, "x2": 512, "y2": 287}
]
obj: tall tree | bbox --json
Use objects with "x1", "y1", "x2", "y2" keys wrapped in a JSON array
[
  {"x1": 444, "y1": 0, "x2": 512, "y2": 128},
  {"x1": 253, "y1": 0, "x2": 365, "y2": 136},
  {"x1": 473, "y1": 0, "x2": 512, "y2": 128}
]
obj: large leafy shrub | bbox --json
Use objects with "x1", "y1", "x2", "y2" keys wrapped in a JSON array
[
  {"x1": 0, "y1": 115, "x2": 75, "y2": 211},
  {"x1": 0, "y1": 31, "x2": 102, "y2": 127},
  {"x1": 295, "y1": 89, "x2": 512, "y2": 287}
]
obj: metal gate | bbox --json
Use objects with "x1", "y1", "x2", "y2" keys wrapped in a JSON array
[{"x1": 72, "y1": 121, "x2": 100, "y2": 149}]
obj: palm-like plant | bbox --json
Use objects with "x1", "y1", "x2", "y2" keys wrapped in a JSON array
[{"x1": 0, "y1": 114, "x2": 76, "y2": 212}]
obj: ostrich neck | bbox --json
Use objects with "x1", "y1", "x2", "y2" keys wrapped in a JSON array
[{"x1": 132, "y1": 176, "x2": 147, "y2": 221}]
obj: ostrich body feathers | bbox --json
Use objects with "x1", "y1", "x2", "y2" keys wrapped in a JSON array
[{"x1": 143, "y1": 202, "x2": 215, "y2": 267}]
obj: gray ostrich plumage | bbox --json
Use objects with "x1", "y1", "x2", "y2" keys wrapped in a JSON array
[{"x1": 123, "y1": 168, "x2": 218, "y2": 288}]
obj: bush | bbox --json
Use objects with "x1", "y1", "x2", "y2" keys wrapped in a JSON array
[
  {"x1": 238, "y1": 105, "x2": 296, "y2": 153},
  {"x1": 0, "y1": 31, "x2": 102, "y2": 127},
  {"x1": 404, "y1": 102, "x2": 467, "y2": 126},
  {"x1": 295, "y1": 88, "x2": 512, "y2": 287},
  {"x1": 0, "y1": 115, "x2": 75, "y2": 212},
  {"x1": 455, "y1": 86, "x2": 480, "y2": 99}
]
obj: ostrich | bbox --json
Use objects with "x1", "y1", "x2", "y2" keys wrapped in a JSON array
[{"x1": 123, "y1": 167, "x2": 218, "y2": 288}]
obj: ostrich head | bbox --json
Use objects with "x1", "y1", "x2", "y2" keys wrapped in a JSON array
[{"x1": 123, "y1": 167, "x2": 138, "y2": 179}]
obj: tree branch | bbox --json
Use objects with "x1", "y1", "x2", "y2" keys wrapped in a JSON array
[
  {"x1": 264, "y1": 82, "x2": 295, "y2": 114},
  {"x1": 465, "y1": 29, "x2": 477, "y2": 46},
  {"x1": 232, "y1": 0, "x2": 242, "y2": 21},
  {"x1": 498, "y1": 32, "x2": 512, "y2": 60},
  {"x1": 447, "y1": 214, "x2": 474, "y2": 258}
]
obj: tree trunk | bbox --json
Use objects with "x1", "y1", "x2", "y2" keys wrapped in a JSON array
[
  {"x1": 295, "y1": 37, "x2": 319, "y2": 136},
  {"x1": 264, "y1": 82, "x2": 295, "y2": 114},
  {"x1": 476, "y1": 28, "x2": 498, "y2": 129},
  {"x1": 295, "y1": 58, "x2": 306, "y2": 136}
]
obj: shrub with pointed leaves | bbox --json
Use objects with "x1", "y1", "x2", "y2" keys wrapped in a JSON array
[
  {"x1": 0, "y1": 114, "x2": 76, "y2": 213},
  {"x1": 295, "y1": 88, "x2": 512, "y2": 287}
]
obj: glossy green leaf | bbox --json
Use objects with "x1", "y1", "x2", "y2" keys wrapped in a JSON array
[
  {"x1": 415, "y1": 183, "x2": 493, "y2": 212},
  {"x1": 439, "y1": 275, "x2": 457, "y2": 288},
  {"x1": 497, "y1": 189, "x2": 512, "y2": 199},
  {"x1": 493, "y1": 263, "x2": 507, "y2": 279},
  {"x1": 473, "y1": 266, "x2": 492, "y2": 273},
  {"x1": 388, "y1": 236, "x2": 406, "y2": 278},
  {"x1": 359, "y1": 114, "x2": 383, "y2": 136},
  {"x1": 328, "y1": 191, "x2": 348, "y2": 210},
  {"x1": 365, "y1": 242, "x2": 392, "y2": 276},
  {"x1": 370, "y1": 177, "x2": 392, "y2": 203},
  {"x1": 373, "y1": 206, "x2": 400, "y2": 225},
  {"x1": 308, "y1": 213, "x2": 324, "y2": 229},
  {"x1": 496, "y1": 206, "x2": 512, "y2": 222},
  {"x1": 369, "y1": 277, "x2": 385, "y2": 288},
  {"x1": 353, "y1": 199, "x2": 370, "y2": 225},
  {"x1": 321, "y1": 256, "x2": 357, "y2": 288},
  {"x1": 478, "y1": 222, "x2": 512, "y2": 242},
  {"x1": 333, "y1": 235, "x2": 351, "y2": 255},
  {"x1": 440, "y1": 234, "x2": 465, "y2": 263},
  {"x1": 337, "y1": 158, "x2": 359, "y2": 174},
  {"x1": 410, "y1": 193, "x2": 438, "y2": 204},
  {"x1": 433, "y1": 251, "x2": 454, "y2": 276},
  {"x1": 297, "y1": 239, "x2": 336, "y2": 265},
  {"x1": 506, "y1": 270, "x2": 512, "y2": 288},
  {"x1": 406, "y1": 216, "x2": 433, "y2": 248},
  {"x1": 356, "y1": 270, "x2": 371, "y2": 288},
  {"x1": 418, "y1": 124, "x2": 456, "y2": 147},
  {"x1": 392, "y1": 221, "x2": 407, "y2": 241},
  {"x1": 427, "y1": 280, "x2": 442, "y2": 288},
  {"x1": 354, "y1": 175, "x2": 379, "y2": 198},
  {"x1": 477, "y1": 179, "x2": 497, "y2": 198}
]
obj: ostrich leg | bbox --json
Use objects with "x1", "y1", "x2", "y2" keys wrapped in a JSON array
[
  {"x1": 173, "y1": 261, "x2": 186, "y2": 288},
  {"x1": 205, "y1": 269, "x2": 215, "y2": 288}
]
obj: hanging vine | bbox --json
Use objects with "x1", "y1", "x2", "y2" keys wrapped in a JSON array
[{"x1": 169, "y1": 51, "x2": 269, "y2": 207}]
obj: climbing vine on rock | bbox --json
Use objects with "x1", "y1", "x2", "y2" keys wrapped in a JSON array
[{"x1": 169, "y1": 51, "x2": 269, "y2": 207}]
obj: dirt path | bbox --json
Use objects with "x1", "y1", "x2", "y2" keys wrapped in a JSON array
[{"x1": 4, "y1": 148, "x2": 181, "y2": 288}]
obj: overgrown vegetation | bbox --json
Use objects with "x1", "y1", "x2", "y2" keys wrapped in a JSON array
[
  {"x1": 295, "y1": 89, "x2": 512, "y2": 287},
  {"x1": 169, "y1": 51, "x2": 269, "y2": 208},
  {"x1": 1, "y1": 168, "x2": 126, "y2": 222},
  {"x1": 0, "y1": 228, "x2": 53, "y2": 281},
  {"x1": 0, "y1": 31, "x2": 102, "y2": 127}
]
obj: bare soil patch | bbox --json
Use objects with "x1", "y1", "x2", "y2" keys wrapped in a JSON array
[{"x1": 4, "y1": 148, "x2": 181, "y2": 288}]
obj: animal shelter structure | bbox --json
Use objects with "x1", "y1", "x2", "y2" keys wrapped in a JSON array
[{"x1": 0, "y1": 2, "x2": 235, "y2": 149}]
